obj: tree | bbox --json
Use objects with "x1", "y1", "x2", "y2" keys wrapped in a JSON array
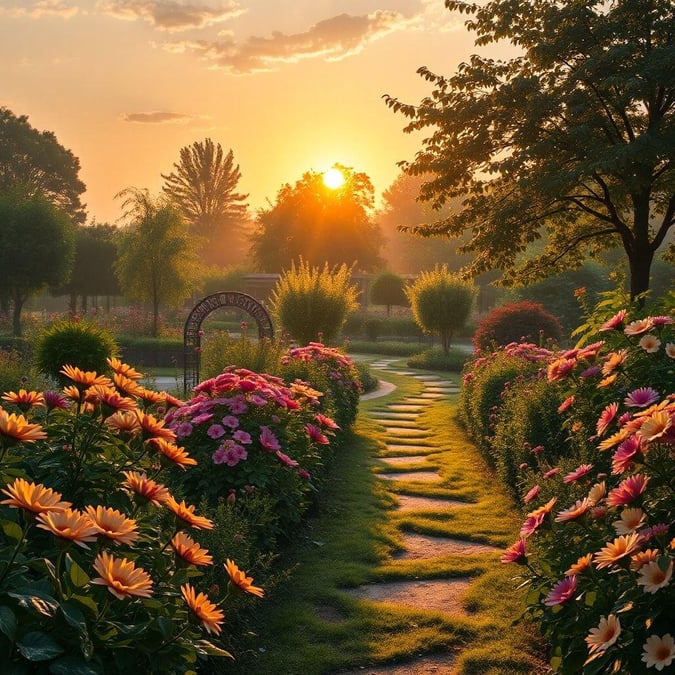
[
  {"x1": 161, "y1": 139, "x2": 248, "y2": 267},
  {"x1": 369, "y1": 271, "x2": 408, "y2": 316},
  {"x1": 115, "y1": 189, "x2": 199, "y2": 337},
  {"x1": 384, "y1": 0, "x2": 674, "y2": 301},
  {"x1": 57, "y1": 223, "x2": 121, "y2": 314},
  {"x1": 0, "y1": 107, "x2": 86, "y2": 223},
  {"x1": 252, "y1": 165, "x2": 383, "y2": 272},
  {"x1": 0, "y1": 191, "x2": 76, "y2": 336},
  {"x1": 405, "y1": 266, "x2": 475, "y2": 355}
]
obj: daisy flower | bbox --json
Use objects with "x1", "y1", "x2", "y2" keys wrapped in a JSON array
[
  {"x1": 36, "y1": 508, "x2": 99, "y2": 548},
  {"x1": 624, "y1": 317, "x2": 654, "y2": 336},
  {"x1": 544, "y1": 576, "x2": 577, "y2": 606},
  {"x1": 642, "y1": 634, "x2": 675, "y2": 671},
  {"x1": 555, "y1": 498, "x2": 593, "y2": 523},
  {"x1": 599, "y1": 310, "x2": 626, "y2": 331},
  {"x1": 171, "y1": 532, "x2": 213, "y2": 566},
  {"x1": 594, "y1": 533, "x2": 642, "y2": 569},
  {"x1": 563, "y1": 464, "x2": 593, "y2": 484},
  {"x1": 639, "y1": 334, "x2": 661, "y2": 353},
  {"x1": 565, "y1": 553, "x2": 593, "y2": 577},
  {"x1": 611, "y1": 436, "x2": 643, "y2": 475},
  {"x1": 91, "y1": 552, "x2": 153, "y2": 600},
  {"x1": 631, "y1": 549, "x2": 660, "y2": 572},
  {"x1": 1, "y1": 478, "x2": 70, "y2": 513},
  {"x1": 181, "y1": 584, "x2": 224, "y2": 635},
  {"x1": 149, "y1": 438, "x2": 197, "y2": 469},
  {"x1": 85, "y1": 505, "x2": 139, "y2": 546},
  {"x1": 121, "y1": 471, "x2": 171, "y2": 506},
  {"x1": 597, "y1": 403, "x2": 619, "y2": 436},
  {"x1": 501, "y1": 539, "x2": 527, "y2": 564},
  {"x1": 612, "y1": 507, "x2": 645, "y2": 535},
  {"x1": 523, "y1": 485, "x2": 540, "y2": 503},
  {"x1": 1, "y1": 389, "x2": 45, "y2": 410},
  {"x1": 637, "y1": 560, "x2": 672, "y2": 594},
  {"x1": 625, "y1": 387, "x2": 660, "y2": 408},
  {"x1": 606, "y1": 474, "x2": 649, "y2": 506},
  {"x1": 638, "y1": 411, "x2": 672, "y2": 443},
  {"x1": 585, "y1": 615, "x2": 621, "y2": 654},
  {"x1": 166, "y1": 497, "x2": 214, "y2": 530},
  {"x1": 225, "y1": 559, "x2": 264, "y2": 598},
  {"x1": 0, "y1": 410, "x2": 47, "y2": 445},
  {"x1": 666, "y1": 343, "x2": 675, "y2": 359}
]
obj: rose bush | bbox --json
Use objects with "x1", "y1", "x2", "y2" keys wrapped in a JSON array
[{"x1": 0, "y1": 358, "x2": 262, "y2": 673}]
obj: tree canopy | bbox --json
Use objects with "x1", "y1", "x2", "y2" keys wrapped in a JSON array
[
  {"x1": 161, "y1": 138, "x2": 248, "y2": 267},
  {"x1": 251, "y1": 165, "x2": 383, "y2": 273},
  {"x1": 115, "y1": 189, "x2": 199, "y2": 337},
  {"x1": 0, "y1": 107, "x2": 87, "y2": 223},
  {"x1": 384, "y1": 0, "x2": 674, "y2": 300},
  {"x1": 0, "y1": 191, "x2": 76, "y2": 335}
]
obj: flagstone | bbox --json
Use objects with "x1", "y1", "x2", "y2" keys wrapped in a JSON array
[
  {"x1": 378, "y1": 455, "x2": 429, "y2": 466},
  {"x1": 393, "y1": 533, "x2": 502, "y2": 560},
  {"x1": 385, "y1": 444, "x2": 437, "y2": 455},
  {"x1": 378, "y1": 471, "x2": 441, "y2": 483},
  {"x1": 393, "y1": 494, "x2": 471, "y2": 512}
]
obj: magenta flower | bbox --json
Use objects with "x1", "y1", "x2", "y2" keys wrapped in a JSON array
[
  {"x1": 233, "y1": 430, "x2": 252, "y2": 444},
  {"x1": 501, "y1": 539, "x2": 527, "y2": 564},
  {"x1": 611, "y1": 436, "x2": 642, "y2": 475},
  {"x1": 580, "y1": 365, "x2": 601, "y2": 379},
  {"x1": 275, "y1": 450, "x2": 299, "y2": 468},
  {"x1": 651, "y1": 315, "x2": 674, "y2": 326},
  {"x1": 175, "y1": 422, "x2": 193, "y2": 438},
  {"x1": 544, "y1": 576, "x2": 578, "y2": 606},
  {"x1": 599, "y1": 310, "x2": 627, "y2": 332},
  {"x1": 314, "y1": 413, "x2": 340, "y2": 430},
  {"x1": 44, "y1": 391, "x2": 69, "y2": 410},
  {"x1": 596, "y1": 402, "x2": 619, "y2": 436},
  {"x1": 191, "y1": 413, "x2": 213, "y2": 426},
  {"x1": 607, "y1": 473, "x2": 650, "y2": 506},
  {"x1": 259, "y1": 426, "x2": 281, "y2": 451},
  {"x1": 305, "y1": 423, "x2": 329, "y2": 445},
  {"x1": 563, "y1": 464, "x2": 594, "y2": 484},
  {"x1": 624, "y1": 387, "x2": 659, "y2": 408},
  {"x1": 207, "y1": 424, "x2": 225, "y2": 440},
  {"x1": 221, "y1": 415, "x2": 239, "y2": 429},
  {"x1": 298, "y1": 468, "x2": 311, "y2": 481},
  {"x1": 523, "y1": 485, "x2": 540, "y2": 503},
  {"x1": 212, "y1": 447, "x2": 227, "y2": 465}
]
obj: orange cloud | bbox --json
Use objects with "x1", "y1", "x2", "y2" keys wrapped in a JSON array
[
  {"x1": 120, "y1": 111, "x2": 195, "y2": 124},
  {"x1": 0, "y1": 0, "x2": 79, "y2": 19}
]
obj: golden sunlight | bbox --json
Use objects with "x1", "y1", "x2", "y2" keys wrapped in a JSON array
[{"x1": 322, "y1": 167, "x2": 345, "y2": 189}]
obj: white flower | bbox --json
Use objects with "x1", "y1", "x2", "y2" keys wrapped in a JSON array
[
  {"x1": 639, "y1": 334, "x2": 661, "y2": 353},
  {"x1": 642, "y1": 633, "x2": 675, "y2": 671}
]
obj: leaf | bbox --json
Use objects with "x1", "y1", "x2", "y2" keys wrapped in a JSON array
[
  {"x1": 194, "y1": 640, "x2": 234, "y2": 659},
  {"x1": 155, "y1": 616, "x2": 173, "y2": 641},
  {"x1": 8, "y1": 591, "x2": 58, "y2": 618},
  {"x1": 58, "y1": 602, "x2": 87, "y2": 634},
  {"x1": 49, "y1": 655, "x2": 100, "y2": 675},
  {"x1": 70, "y1": 594, "x2": 98, "y2": 616},
  {"x1": 17, "y1": 631, "x2": 65, "y2": 662},
  {"x1": 68, "y1": 561, "x2": 89, "y2": 589},
  {"x1": 0, "y1": 606, "x2": 17, "y2": 639},
  {"x1": 1, "y1": 520, "x2": 23, "y2": 543}
]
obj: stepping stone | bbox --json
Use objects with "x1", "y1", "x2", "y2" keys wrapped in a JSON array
[
  {"x1": 344, "y1": 578, "x2": 471, "y2": 616},
  {"x1": 387, "y1": 404, "x2": 424, "y2": 413},
  {"x1": 389, "y1": 370, "x2": 416, "y2": 375},
  {"x1": 378, "y1": 419, "x2": 424, "y2": 429},
  {"x1": 378, "y1": 455, "x2": 429, "y2": 467},
  {"x1": 371, "y1": 412, "x2": 419, "y2": 421},
  {"x1": 338, "y1": 653, "x2": 456, "y2": 675},
  {"x1": 416, "y1": 393, "x2": 446, "y2": 400},
  {"x1": 412, "y1": 374, "x2": 441, "y2": 380},
  {"x1": 361, "y1": 381, "x2": 397, "y2": 401},
  {"x1": 393, "y1": 533, "x2": 502, "y2": 560},
  {"x1": 404, "y1": 397, "x2": 435, "y2": 405},
  {"x1": 425, "y1": 386, "x2": 459, "y2": 394},
  {"x1": 384, "y1": 427, "x2": 430, "y2": 437},
  {"x1": 378, "y1": 471, "x2": 440, "y2": 483},
  {"x1": 385, "y1": 444, "x2": 437, "y2": 455},
  {"x1": 394, "y1": 495, "x2": 470, "y2": 512}
]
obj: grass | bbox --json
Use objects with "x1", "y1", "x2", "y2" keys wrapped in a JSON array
[{"x1": 224, "y1": 365, "x2": 547, "y2": 674}]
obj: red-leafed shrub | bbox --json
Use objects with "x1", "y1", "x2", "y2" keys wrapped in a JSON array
[{"x1": 473, "y1": 301, "x2": 562, "y2": 352}]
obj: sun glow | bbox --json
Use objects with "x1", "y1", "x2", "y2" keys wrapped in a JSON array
[{"x1": 322, "y1": 167, "x2": 345, "y2": 189}]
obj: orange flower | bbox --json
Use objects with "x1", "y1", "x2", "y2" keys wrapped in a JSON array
[
  {"x1": 136, "y1": 411, "x2": 176, "y2": 441},
  {"x1": 62, "y1": 385, "x2": 82, "y2": 402},
  {"x1": 601, "y1": 350, "x2": 627, "y2": 376},
  {"x1": 181, "y1": 584, "x2": 224, "y2": 635},
  {"x1": 149, "y1": 438, "x2": 197, "y2": 469},
  {"x1": 0, "y1": 409, "x2": 47, "y2": 444},
  {"x1": 171, "y1": 532, "x2": 213, "y2": 566},
  {"x1": 1, "y1": 389, "x2": 45, "y2": 410},
  {"x1": 60, "y1": 365, "x2": 112, "y2": 389},
  {"x1": 565, "y1": 553, "x2": 593, "y2": 577},
  {"x1": 85, "y1": 385, "x2": 137, "y2": 413},
  {"x1": 597, "y1": 430, "x2": 628, "y2": 452},
  {"x1": 105, "y1": 411, "x2": 141, "y2": 435},
  {"x1": 594, "y1": 533, "x2": 642, "y2": 569},
  {"x1": 121, "y1": 471, "x2": 171, "y2": 506},
  {"x1": 165, "y1": 497, "x2": 213, "y2": 530},
  {"x1": 1, "y1": 478, "x2": 71, "y2": 513},
  {"x1": 91, "y1": 551, "x2": 153, "y2": 600},
  {"x1": 585, "y1": 614, "x2": 621, "y2": 654},
  {"x1": 85, "y1": 505, "x2": 139, "y2": 545},
  {"x1": 225, "y1": 559, "x2": 264, "y2": 598},
  {"x1": 36, "y1": 508, "x2": 99, "y2": 547},
  {"x1": 136, "y1": 388, "x2": 166, "y2": 406},
  {"x1": 638, "y1": 411, "x2": 672, "y2": 443},
  {"x1": 113, "y1": 373, "x2": 143, "y2": 396},
  {"x1": 631, "y1": 549, "x2": 660, "y2": 572},
  {"x1": 107, "y1": 357, "x2": 144, "y2": 380},
  {"x1": 555, "y1": 498, "x2": 592, "y2": 523}
]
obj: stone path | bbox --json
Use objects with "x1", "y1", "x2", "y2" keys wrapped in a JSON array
[{"x1": 339, "y1": 360, "x2": 504, "y2": 674}]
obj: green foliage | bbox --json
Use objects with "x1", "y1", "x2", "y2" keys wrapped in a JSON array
[
  {"x1": 114, "y1": 188, "x2": 199, "y2": 337},
  {"x1": 200, "y1": 267, "x2": 248, "y2": 296},
  {"x1": 342, "y1": 340, "x2": 425, "y2": 357},
  {"x1": 343, "y1": 312, "x2": 424, "y2": 340},
  {"x1": 162, "y1": 139, "x2": 248, "y2": 267},
  {"x1": 201, "y1": 331, "x2": 285, "y2": 379},
  {"x1": 384, "y1": 0, "x2": 674, "y2": 299},
  {"x1": 251, "y1": 165, "x2": 383, "y2": 273},
  {"x1": 473, "y1": 301, "x2": 563, "y2": 352},
  {"x1": 406, "y1": 266, "x2": 475, "y2": 354},
  {"x1": 0, "y1": 191, "x2": 76, "y2": 336},
  {"x1": 33, "y1": 319, "x2": 118, "y2": 384},
  {"x1": 354, "y1": 361, "x2": 378, "y2": 394},
  {"x1": 407, "y1": 346, "x2": 468, "y2": 372},
  {"x1": 271, "y1": 260, "x2": 359, "y2": 345},
  {"x1": 0, "y1": 349, "x2": 26, "y2": 393},
  {"x1": 0, "y1": 107, "x2": 86, "y2": 224},
  {"x1": 368, "y1": 271, "x2": 408, "y2": 315}
]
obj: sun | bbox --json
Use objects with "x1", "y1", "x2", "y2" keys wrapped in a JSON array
[{"x1": 322, "y1": 167, "x2": 345, "y2": 189}]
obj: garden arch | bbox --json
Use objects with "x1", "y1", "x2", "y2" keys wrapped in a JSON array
[{"x1": 183, "y1": 292, "x2": 274, "y2": 394}]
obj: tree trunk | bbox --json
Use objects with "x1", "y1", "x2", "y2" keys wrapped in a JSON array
[
  {"x1": 12, "y1": 296, "x2": 24, "y2": 337},
  {"x1": 69, "y1": 293, "x2": 77, "y2": 316},
  {"x1": 628, "y1": 192, "x2": 655, "y2": 305},
  {"x1": 628, "y1": 249, "x2": 654, "y2": 305},
  {"x1": 152, "y1": 302, "x2": 160, "y2": 337}
]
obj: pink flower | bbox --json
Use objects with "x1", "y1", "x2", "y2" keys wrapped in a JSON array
[
  {"x1": 606, "y1": 474, "x2": 650, "y2": 507},
  {"x1": 558, "y1": 396, "x2": 575, "y2": 413},
  {"x1": 523, "y1": 485, "x2": 540, "y2": 503},
  {"x1": 611, "y1": 436, "x2": 642, "y2": 475},
  {"x1": 651, "y1": 315, "x2": 674, "y2": 326},
  {"x1": 221, "y1": 415, "x2": 239, "y2": 429},
  {"x1": 531, "y1": 445, "x2": 545, "y2": 455},
  {"x1": 175, "y1": 422, "x2": 193, "y2": 438},
  {"x1": 227, "y1": 397, "x2": 248, "y2": 414},
  {"x1": 547, "y1": 358, "x2": 576, "y2": 382},
  {"x1": 544, "y1": 576, "x2": 578, "y2": 606},
  {"x1": 259, "y1": 426, "x2": 281, "y2": 451},
  {"x1": 599, "y1": 310, "x2": 627, "y2": 331},
  {"x1": 191, "y1": 413, "x2": 213, "y2": 425},
  {"x1": 543, "y1": 467, "x2": 560, "y2": 479},
  {"x1": 580, "y1": 366, "x2": 601, "y2": 378},
  {"x1": 212, "y1": 447, "x2": 228, "y2": 465},
  {"x1": 638, "y1": 334, "x2": 661, "y2": 353},
  {"x1": 501, "y1": 539, "x2": 527, "y2": 564},
  {"x1": 314, "y1": 413, "x2": 340, "y2": 430},
  {"x1": 555, "y1": 498, "x2": 593, "y2": 522},
  {"x1": 597, "y1": 402, "x2": 619, "y2": 436},
  {"x1": 232, "y1": 430, "x2": 252, "y2": 444},
  {"x1": 298, "y1": 468, "x2": 311, "y2": 481},
  {"x1": 249, "y1": 394, "x2": 267, "y2": 406},
  {"x1": 207, "y1": 424, "x2": 225, "y2": 440},
  {"x1": 275, "y1": 450, "x2": 298, "y2": 468},
  {"x1": 306, "y1": 423, "x2": 329, "y2": 445},
  {"x1": 563, "y1": 464, "x2": 593, "y2": 484},
  {"x1": 44, "y1": 391, "x2": 69, "y2": 410},
  {"x1": 624, "y1": 387, "x2": 660, "y2": 408}
]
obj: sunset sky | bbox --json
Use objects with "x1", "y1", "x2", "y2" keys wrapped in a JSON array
[{"x1": 0, "y1": 0, "x2": 492, "y2": 224}]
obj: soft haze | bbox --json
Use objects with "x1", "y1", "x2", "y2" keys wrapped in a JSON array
[{"x1": 1, "y1": 0, "x2": 481, "y2": 224}]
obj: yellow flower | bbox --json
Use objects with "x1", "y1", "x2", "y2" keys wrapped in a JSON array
[
  {"x1": 36, "y1": 508, "x2": 99, "y2": 547},
  {"x1": 171, "y1": 532, "x2": 213, "y2": 566},
  {"x1": 225, "y1": 559, "x2": 264, "y2": 598},
  {"x1": 181, "y1": 584, "x2": 224, "y2": 635},
  {"x1": 0, "y1": 409, "x2": 47, "y2": 444},
  {"x1": 1, "y1": 478, "x2": 71, "y2": 513},
  {"x1": 85, "y1": 505, "x2": 139, "y2": 546},
  {"x1": 91, "y1": 551, "x2": 153, "y2": 600},
  {"x1": 1, "y1": 389, "x2": 45, "y2": 409},
  {"x1": 594, "y1": 533, "x2": 642, "y2": 569}
]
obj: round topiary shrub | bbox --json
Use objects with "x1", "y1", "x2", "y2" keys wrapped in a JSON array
[
  {"x1": 473, "y1": 300, "x2": 563, "y2": 352},
  {"x1": 34, "y1": 318, "x2": 118, "y2": 383}
]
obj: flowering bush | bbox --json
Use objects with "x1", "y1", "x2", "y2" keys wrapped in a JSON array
[
  {"x1": 0, "y1": 359, "x2": 262, "y2": 672},
  {"x1": 165, "y1": 367, "x2": 338, "y2": 533},
  {"x1": 502, "y1": 309, "x2": 675, "y2": 673}
]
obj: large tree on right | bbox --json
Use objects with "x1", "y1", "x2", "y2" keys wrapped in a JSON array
[{"x1": 384, "y1": 0, "x2": 674, "y2": 300}]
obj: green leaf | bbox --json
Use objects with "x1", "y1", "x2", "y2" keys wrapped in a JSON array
[
  {"x1": 155, "y1": 616, "x2": 173, "y2": 641},
  {"x1": 8, "y1": 591, "x2": 58, "y2": 618},
  {"x1": 584, "y1": 591, "x2": 597, "y2": 606},
  {"x1": 1, "y1": 520, "x2": 23, "y2": 543},
  {"x1": 49, "y1": 655, "x2": 100, "y2": 675},
  {"x1": 68, "y1": 561, "x2": 89, "y2": 589},
  {"x1": 70, "y1": 594, "x2": 98, "y2": 616},
  {"x1": 0, "y1": 606, "x2": 17, "y2": 639},
  {"x1": 58, "y1": 602, "x2": 87, "y2": 634},
  {"x1": 194, "y1": 640, "x2": 234, "y2": 658},
  {"x1": 17, "y1": 631, "x2": 65, "y2": 662}
]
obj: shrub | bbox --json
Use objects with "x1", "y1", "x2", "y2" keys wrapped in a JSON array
[
  {"x1": 0, "y1": 359, "x2": 258, "y2": 672},
  {"x1": 0, "y1": 348, "x2": 27, "y2": 393},
  {"x1": 473, "y1": 300, "x2": 563, "y2": 352},
  {"x1": 271, "y1": 260, "x2": 359, "y2": 345},
  {"x1": 33, "y1": 319, "x2": 118, "y2": 383},
  {"x1": 354, "y1": 361, "x2": 378, "y2": 394},
  {"x1": 369, "y1": 271, "x2": 408, "y2": 316},
  {"x1": 407, "y1": 347, "x2": 469, "y2": 372},
  {"x1": 406, "y1": 266, "x2": 475, "y2": 355}
]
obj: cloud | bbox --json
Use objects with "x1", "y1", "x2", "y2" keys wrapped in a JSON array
[
  {"x1": 100, "y1": 0, "x2": 245, "y2": 32},
  {"x1": 0, "y1": 0, "x2": 79, "y2": 19},
  {"x1": 120, "y1": 111, "x2": 195, "y2": 124},
  {"x1": 161, "y1": 9, "x2": 417, "y2": 74}
]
